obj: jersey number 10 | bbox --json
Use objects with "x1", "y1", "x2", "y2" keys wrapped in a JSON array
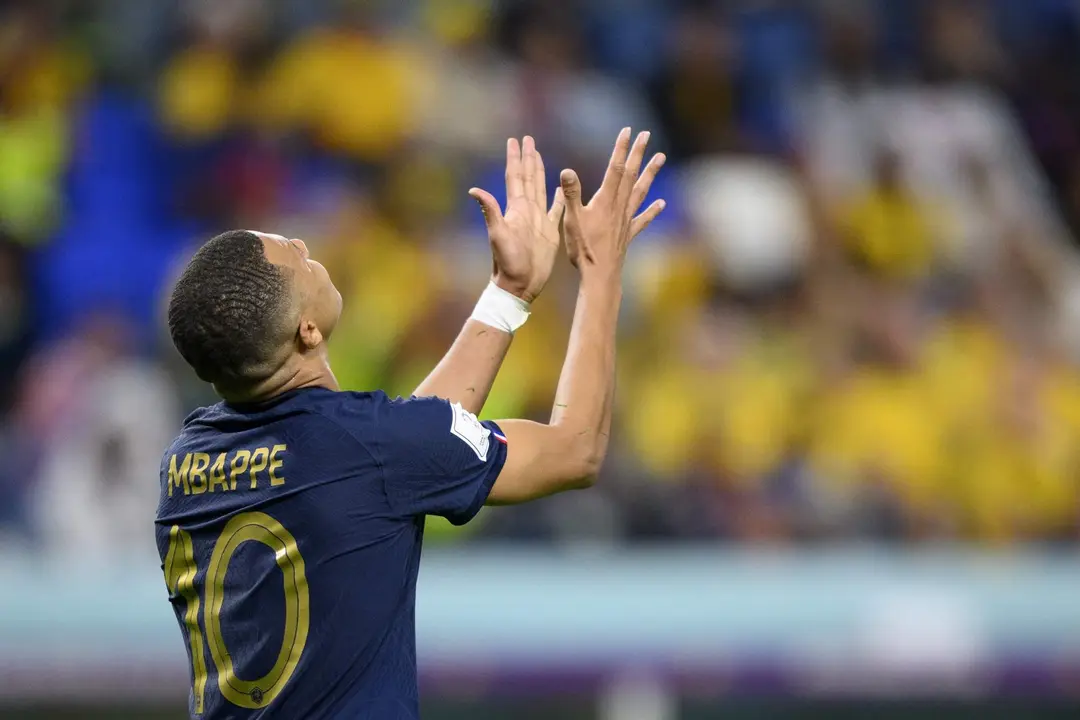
[{"x1": 164, "y1": 512, "x2": 310, "y2": 712}]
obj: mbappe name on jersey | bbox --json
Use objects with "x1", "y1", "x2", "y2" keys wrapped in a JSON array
[{"x1": 167, "y1": 445, "x2": 287, "y2": 496}]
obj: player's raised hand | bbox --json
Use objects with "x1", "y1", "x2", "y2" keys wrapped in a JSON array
[
  {"x1": 468, "y1": 136, "x2": 566, "y2": 304},
  {"x1": 560, "y1": 127, "x2": 666, "y2": 273}
]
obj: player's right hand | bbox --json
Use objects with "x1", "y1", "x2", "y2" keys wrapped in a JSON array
[
  {"x1": 468, "y1": 137, "x2": 565, "y2": 304},
  {"x1": 560, "y1": 127, "x2": 666, "y2": 274}
]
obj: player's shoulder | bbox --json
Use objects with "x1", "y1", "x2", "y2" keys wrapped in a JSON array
[
  {"x1": 300, "y1": 388, "x2": 400, "y2": 430},
  {"x1": 376, "y1": 395, "x2": 499, "y2": 463},
  {"x1": 277, "y1": 392, "x2": 477, "y2": 471},
  {"x1": 166, "y1": 389, "x2": 388, "y2": 462},
  {"x1": 178, "y1": 388, "x2": 387, "y2": 428},
  {"x1": 326, "y1": 392, "x2": 464, "y2": 443},
  {"x1": 238, "y1": 388, "x2": 454, "y2": 445},
  {"x1": 320, "y1": 391, "x2": 459, "y2": 423},
  {"x1": 170, "y1": 389, "x2": 463, "y2": 454},
  {"x1": 373, "y1": 393, "x2": 466, "y2": 433}
]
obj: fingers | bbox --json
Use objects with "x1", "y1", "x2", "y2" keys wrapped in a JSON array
[
  {"x1": 522, "y1": 136, "x2": 537, "y2": 208},
  {"x1": 559, "y1": 169, "x2": 584, "y2": 213},
  {"x1": 560, "y1": 169, "x2": 591, "y2": 261},
  {"x1": 597, "y1": 127, "x2": 632, "y2": 201},
  {"x1": 620, "y1": 130, "x2": 651, "y2": 204},
  {"x1": 505, "y1": 138, "x2": 524, "y2": 200},
  {"x1": 628, "y1": 152, "x2": 667, "y2": 215},
  {"x1": 468, "y1": 187, "x2": 503, "y2": 229},
  {"x1": 548, "y1": 186, "x2": 566, "y2": 224},
  {"x1": 532, "y1": 139, "x2": 548, "y2": 211},
  {"x1": 630, "y1": 198, "x2": 666, "y2": 238}
]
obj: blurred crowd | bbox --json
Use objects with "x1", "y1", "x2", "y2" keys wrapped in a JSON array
[{"x1": 1, "y1": 0, "x2": 1080, "y2": 563}]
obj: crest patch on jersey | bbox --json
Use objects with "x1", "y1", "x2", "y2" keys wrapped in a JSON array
[{"x1": 449, "y1": 402, "x2": 491, "y2": 461}]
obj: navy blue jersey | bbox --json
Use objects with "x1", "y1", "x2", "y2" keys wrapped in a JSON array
[{"x1": 154, "y1": 388, "x2": 507, "y2": 719}]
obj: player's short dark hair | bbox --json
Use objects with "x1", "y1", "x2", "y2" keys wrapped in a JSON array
[{"x1": 167, "y1": 229, "x2": 294, "y2": 388}]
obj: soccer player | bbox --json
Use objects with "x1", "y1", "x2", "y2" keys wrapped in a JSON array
[{"x1": 156, "y1": 129, "x2": 665, "y2": 719}]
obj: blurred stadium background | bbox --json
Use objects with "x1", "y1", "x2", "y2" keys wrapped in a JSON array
[{"x1": 1, "y1": 0, "x2": 1080, "y2": 717}]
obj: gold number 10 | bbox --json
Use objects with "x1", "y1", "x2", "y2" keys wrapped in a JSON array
[{"x1": 164, "y1": 511, "x2": 310, "y2": 711}]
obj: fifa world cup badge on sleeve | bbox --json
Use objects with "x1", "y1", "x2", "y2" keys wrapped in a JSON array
[{"x1": 449, "y1": 402, "x2": 491, "y2": 462}]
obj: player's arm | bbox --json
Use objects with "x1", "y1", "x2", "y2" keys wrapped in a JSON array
[
  {"x1": 487, "y1": 270, "x2": 621, "y2": 502},
  {"x1": 412, "y1": 319, "x2": 512, "y2": 415},
  {"x1": 488, "y1": 128, "x2": 666, "y2": 504},
  {"x1": 413, "y1": 137, "x2": 564, "y2": 414}
]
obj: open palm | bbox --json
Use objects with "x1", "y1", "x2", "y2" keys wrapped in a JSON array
[
  {"x1": 560, "y1": 128, "x2": 666, "y2": 272},
  {"x1": 469, "y1": 137, "x2": 566, "y2": 304}
]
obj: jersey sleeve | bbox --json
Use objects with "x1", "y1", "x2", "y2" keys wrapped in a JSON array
[{"x1": 374, "y1": 395, "x2": 507, "y2": 525}]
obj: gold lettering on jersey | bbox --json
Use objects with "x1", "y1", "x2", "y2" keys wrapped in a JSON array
[
  {"x1": 248, "y1": 447, "x2": 269, "y2": 489},
  {"x1": 166, "y1": 446, "x2": 285, "y2": 497},
  {"x1": 268, "y1": 444, "x2": 287, "y2": 486},
  {"x1": 230, "y1": 450, "x2": 251, "y2": 491},
  {"x1": 189, "y1": 453, "x2": 210, "y2": 495},
  {"x1": 208, "y1": 453, "x2": 228, "y2": 493},
  {"x1": 168, "y1": 453, "x2": 192, "y2": 497}
]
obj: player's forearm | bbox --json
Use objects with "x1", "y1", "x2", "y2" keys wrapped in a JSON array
[
  {"x1": 412, "y1": 320, "x2": 512, "y2": 415},
  {"x1": 549, "y1": 270, "x2": 622, "y2": 473},
  {"x1": 487, "y1": 272, "x2": 621, "y2": 504}
]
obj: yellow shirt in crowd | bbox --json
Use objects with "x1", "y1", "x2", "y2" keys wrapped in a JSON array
[
  {"x1": 808, "y1": 365, "x2": 949, "y2": 511},
  {"x1": 255, "y1": 29, "x2": 421, "y2": 161},
  {"x1": 840, "y1": 190, "x2": 936, "y2": 279}
]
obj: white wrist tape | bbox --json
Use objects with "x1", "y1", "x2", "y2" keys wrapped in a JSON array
[{"x1": 470, "y1": 281, "x2": 531, "y2": 335}]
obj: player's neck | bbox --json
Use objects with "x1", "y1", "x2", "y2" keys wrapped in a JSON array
[{"x1": 217, "y1": 352, "x2": 340, "y2": 403}]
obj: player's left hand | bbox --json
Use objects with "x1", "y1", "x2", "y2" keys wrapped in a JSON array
[{"x1": 469, "y1": 136, "x2": 566, "y2": 304}]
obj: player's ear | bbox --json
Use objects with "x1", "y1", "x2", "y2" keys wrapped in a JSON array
[{"x1": 298, "y1": 318, "x2": 324, "y2": 350}]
